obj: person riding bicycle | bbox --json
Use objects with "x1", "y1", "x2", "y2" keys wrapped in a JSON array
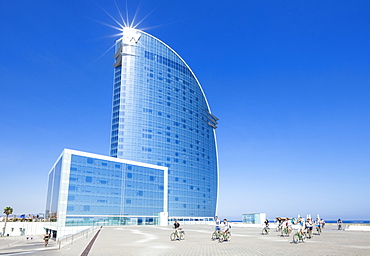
[
  {"x1": 282, "y1": 218, "x2": 291, "y2": 234},
  {"x1": 214, "y1": 216, "x2": 221, "y2": 232},
  {"x1": 274, "y1": 218, "x2": 281, "y2": 231},
  {"x1": 305, "y1": 218, "x2": 313, "y2": 237},
  {"x1": 262, "y1": 219, "x2": 270, "y2": 234},
  {"x1": 320, "y1": 219, "x2": 325, "y2": 229},
  {"x1": 222, "y1": 219, "x2": 231, "y2": 235},
  {"x1": 315, "y1": 218, "x2": 321, "y2": 232},
  {"x1": 173, "y1": 220, "x2": 180, "y2": 230},
  {"x1": 172, "y1": 220, "x2": 181, "y2": 239},
  {"x1": 297, "y1": 217, "x2": 305, "y2": 236}
]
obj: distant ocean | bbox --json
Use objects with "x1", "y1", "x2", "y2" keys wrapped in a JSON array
[
  {"x1": 324, "y1": 220, "x2": 370, "y2": 224},
  {"x1": 231, "y1": 220, "x2": 370, "y2": 224}
]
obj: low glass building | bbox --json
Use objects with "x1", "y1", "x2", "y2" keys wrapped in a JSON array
[
  {"x1": 242, "y1": 213, "x2": 266, "y2": 225},
  {"x1": 45, "y1": 149, "x2": 168, "y2": 237}
]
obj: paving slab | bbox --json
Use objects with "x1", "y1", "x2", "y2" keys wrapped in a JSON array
[{"x1": 1, "y1": 224, "x2": 370, "y2": 255}]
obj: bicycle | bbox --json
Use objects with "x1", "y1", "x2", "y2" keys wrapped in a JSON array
[
  {"x1": 293, "y1": 231, "x2": 307, "y2": 243},
  {"x1": 170, "y1": 228, "x2": 185, "y2": 241},
  {"x1": 316, "y1": 226, "x2": 322, "y2": 235},
  {"x1": 261, "y1": 226, "x2": 269, "y2": 235},
  {"x1": 211, "y1": 230, "x2": 221, "y2": 241},
  {"x1": 281, "y1": 226, "x2": 291, "y2": 237},
  {"x1": 275, "y1": 224, "x2": 283, "y2": 232},
  {"x1": 218, "y1": 231, "x2": 231, "y2": 243},
  {"x1": 305, "y1": 228, "x2": 313, "y2": 239}
]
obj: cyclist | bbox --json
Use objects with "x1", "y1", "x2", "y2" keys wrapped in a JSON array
[
  {"x1": 305, "y1": 218, "x2": 313, "y2": 238},
  {"x1": 214, "y1": 216, "x2": 221, "y2": 233},
  {"x1": 297, "y1": 217, "x2": 305, "y2": 237},
  {"x1": 320, "y1": 219, "x2": 325, "y2": 229},
  {"x1": 264, "y1": 219, "x2": 269, "y2": 228},
  {"x1": 172, "y1": 220, "x2": 181, "y2": 239},
  {"x1": 277, "y1": 217, "x2": 283, "y2": 226},
  {"x1": 173, "y1": 220, "x2": 180, "y2": 230},
  {"x1": 282, "y1": 218, "x2": 291, "y2": 234},
  {"x1": 262, "y1": 219, "x2": 270, "y2": 234},
  {"x1": 222, "y1": 219, "x2": 231, "y2": 235},
  {"x1": 275, "y1": 218, "x2": 282, "y2": 231},
  {"x1": 264, "y1": 219, "x2": 269, "y2": 231},
  {"x1": 315, "y1": 218, "x2": 321, "y2": 233}
]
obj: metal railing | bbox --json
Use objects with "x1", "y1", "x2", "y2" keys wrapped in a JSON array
[{"x1": 56, "y1": 225, "x2": 100, "y2": 249}]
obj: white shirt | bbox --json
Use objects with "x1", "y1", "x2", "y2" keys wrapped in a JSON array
[
  {"x1": 222, "y1": 221, "x2": 230, "y2": 231},
  {"x1": 215, "y1": 219, "x2": 221, "y2": 227}
]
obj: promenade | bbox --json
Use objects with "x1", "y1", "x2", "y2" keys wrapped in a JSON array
[{"x1": 1, "y1": 224, "x2": 370, "y2": 255}]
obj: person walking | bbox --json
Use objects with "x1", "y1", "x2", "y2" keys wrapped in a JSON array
[
  {"x1": 337, "y1": 219, "x2": 343, "y2": 230},
  {"x1": 43, "y1": 233, "x2": 50, "y2": 247}
]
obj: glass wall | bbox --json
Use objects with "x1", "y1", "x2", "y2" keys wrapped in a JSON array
[
  {"x1": 45, "y1": 149, "x2": 168, "y2": 231},
  {"x1": 65, "y1": 216, "x2": 156, "y2": 226},
  {"x1": 65, "y1": 153, "x2": 166, "y2": 226},
  {"x1": 242, "y1": 213, "x2": 266, "y2": 224},
  {"x1": 45, "y1": 156, "x2": 62, "y2": 222}
]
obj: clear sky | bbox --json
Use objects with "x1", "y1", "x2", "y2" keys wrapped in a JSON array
[{"x1": 1, "y1": 0, "x2": 369, "y2": 221}]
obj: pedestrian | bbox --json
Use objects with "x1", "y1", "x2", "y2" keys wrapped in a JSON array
[
  {"x1": 43, "y1": 233, "x2": 49, "y2": 247},
  {"x1": 337, "y1": 219, "x2": 342, "y2": 230}
]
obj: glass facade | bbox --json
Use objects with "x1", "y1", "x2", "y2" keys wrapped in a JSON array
[
  {"x1": 45, "y1": 149, "x2": 168, "y2": 228},
  {"x1": 242, "y1": 213, "x2": 266, "y2": 225},
  {"x1": 110, "y1": 28, "x2": 219, "y2": 218},
  {"x1": 45, "y1": 156, "x2": 62, "y2": 222}
]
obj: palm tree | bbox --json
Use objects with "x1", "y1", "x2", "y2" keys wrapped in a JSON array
[{"x1": 3, "y1": 207, "x2": 13, "y2": 236}]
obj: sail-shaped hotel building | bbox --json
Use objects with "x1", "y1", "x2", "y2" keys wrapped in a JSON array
[
  {"x1": 110, "y1": 28, "x2": 219, "y2": 217},
  {"x1": 45, "y1": 27, "x2": 219, "y2": 237}
]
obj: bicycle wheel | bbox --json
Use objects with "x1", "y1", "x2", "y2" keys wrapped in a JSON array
[
  {"x1": 227, "y1": 233, "x2": 231, "y2": 241},
  {"x1": 305, "y1": 230, "x2": 311, "y2": 239},
  {"x1": 170, "y1": 233, "x2": 176, "y2": 241},
  {"x1": 292, "y1": 234, "x2": 299, "y2": 244},
  {"x1": 301, "y1": 234, "x2": 306, "y2": 243},
  {"x1": 282, "y1": 228, "x2": 289, "y2": 237},
  {"x1": 218, "y1": 235, "x2": 224, "y2": 243},
  {"x1": 212, "y1": 232, "x2": 218, "y2": 241},
  {"x1": 180, "y1": 231, "x2": 185, "y2": 240}
]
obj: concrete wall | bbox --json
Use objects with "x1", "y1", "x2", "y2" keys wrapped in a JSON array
[{"x1": 0, "y1": 222, "x2": 47, "y2": 237}]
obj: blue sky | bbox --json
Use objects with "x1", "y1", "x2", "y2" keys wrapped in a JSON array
[{"x1": 1, "y1": 0, "x2": 369, "y2": 220}]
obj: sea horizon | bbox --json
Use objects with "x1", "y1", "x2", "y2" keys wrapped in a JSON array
[{"x1": 231, "y1": 220, "x2": 370, "y2": 224}]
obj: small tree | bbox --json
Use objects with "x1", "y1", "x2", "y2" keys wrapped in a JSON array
[{"x1": 3, "y1": 207, "x2": 13, "y2": 236}]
